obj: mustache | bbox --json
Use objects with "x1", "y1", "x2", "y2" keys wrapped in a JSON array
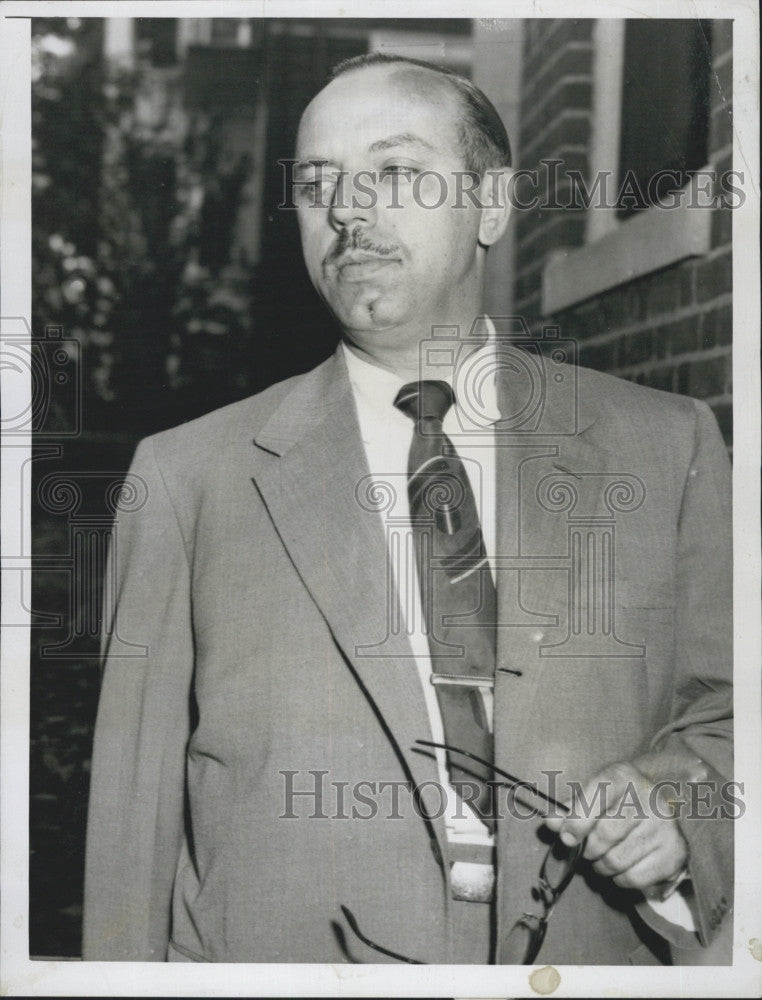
[{"x1": 326, "y1": 225, "x2": 402, "y2": 266}]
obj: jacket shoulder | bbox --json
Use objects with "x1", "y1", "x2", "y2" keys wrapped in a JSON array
[
  {"x1": 141, "y1": 365, "x2": 320, "y2": 465},
  {"x1": 575, "y1": 362, "x2": 709, "y2": 447}
]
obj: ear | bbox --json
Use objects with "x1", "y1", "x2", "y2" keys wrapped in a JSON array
[{"x1": 477, "y1": 169, "x2": 513, "y2": 249}]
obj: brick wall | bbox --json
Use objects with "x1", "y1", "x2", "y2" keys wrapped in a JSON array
[
  {"x1": 512, "y1": 19, "x2": 733, "y2": 448},
  {"x1": 513, "y1": 19, "x2": 594, "y2": 322}
]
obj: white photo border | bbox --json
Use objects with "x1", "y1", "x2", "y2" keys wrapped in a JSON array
[{"x1": 1, "y1": 1, "x2": 759, "y2": 996}]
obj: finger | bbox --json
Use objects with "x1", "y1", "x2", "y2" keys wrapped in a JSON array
[
  {"x1": 610, "y1": 846, "x2": 682, "y2": 892},
  {"x1": 549, "y1": 764, "x2": 637, "y2": 847},
  {"x1": 592, "y1": 827, "x2": 655, "y2": 877},
  {"x1": 582, "y1": 813, "x2": 644, "y2": 862},
  {"x1": 593, "y1": 820, "x2": 687, "y2": 884}
]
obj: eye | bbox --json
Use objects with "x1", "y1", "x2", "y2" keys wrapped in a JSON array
[
  {"x1": 296, "y1": 175, "x2": 339, "y2": 190},
  {"x1": 380, "y1": 165, "x2": 417, "y2": 180},
  {"x1": 294, "y1": 174, "x2": 340, "y2": 205}
]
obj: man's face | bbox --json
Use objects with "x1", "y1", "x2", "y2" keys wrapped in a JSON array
[{"x1": 294, "y1": 66, "x2": 485, "y2": 345}]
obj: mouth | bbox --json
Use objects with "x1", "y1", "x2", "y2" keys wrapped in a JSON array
[{"x1": 332, "y1": 253, "x2": 401, "y2": 280}]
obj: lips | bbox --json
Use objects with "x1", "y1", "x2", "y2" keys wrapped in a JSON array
[
  {"x1": 338, "y1": 252, "x2": 399, "y2": 267},
  {"x1": 333, "y1": 253, "x2": 401, "y2": 281}
]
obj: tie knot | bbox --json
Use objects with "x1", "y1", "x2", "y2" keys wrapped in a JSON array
[{"x1": 394, "y1": 380, "x2": 455, "y2": 425}]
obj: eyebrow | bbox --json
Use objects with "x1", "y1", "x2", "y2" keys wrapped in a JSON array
[{"x1": 367, "y1": 133, "x2": 435, "y2": 153}]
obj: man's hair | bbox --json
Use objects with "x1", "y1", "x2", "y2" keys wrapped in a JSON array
[{"x1": 330, "y1": 52, "x2": 512, "y2": 176}]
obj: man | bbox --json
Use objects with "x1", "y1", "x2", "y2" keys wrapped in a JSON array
[{"x1": 83, "y1": 54, "x2": 733, "y2": 965}]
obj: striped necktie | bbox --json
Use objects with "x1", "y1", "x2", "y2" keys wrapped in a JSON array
[{"x1": 394, "y1": 380, "x2": 496, "y2": 830}]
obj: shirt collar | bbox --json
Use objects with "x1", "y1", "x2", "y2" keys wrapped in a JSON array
[{"x1": 342, "y1": 316, "x2": 501, "y2": 427}]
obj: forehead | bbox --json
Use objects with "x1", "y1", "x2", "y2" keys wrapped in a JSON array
[{"x1": 296, "y1": 65, "x2": 462, "y2": 158}]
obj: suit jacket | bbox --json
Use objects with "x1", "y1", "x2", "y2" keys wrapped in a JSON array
[{"x1": 83, "y1": 345, "x2": 733, "y2": 964}]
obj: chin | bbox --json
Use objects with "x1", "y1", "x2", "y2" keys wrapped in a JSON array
[{"x1": 330, "y1": 290, "x2": 409, "y2": 332}]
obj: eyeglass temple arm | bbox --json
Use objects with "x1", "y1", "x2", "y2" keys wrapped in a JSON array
[
  {"x1": 414, "y1": 739, "x2": 571, "y2": 814},
  {"x1": 340, "y1": 905, "x2": 424, "y2": 964}
]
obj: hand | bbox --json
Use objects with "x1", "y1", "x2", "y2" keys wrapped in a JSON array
[{"x1": 544, "y1": 760, "x2": 689, "y2": 895}]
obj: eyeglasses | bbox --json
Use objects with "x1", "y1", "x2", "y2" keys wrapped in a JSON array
[
  {"x1": 333, "y1": 740, "x2": 584, "y2": 965},
  {"x1": 501, "y1": 832, "x2": 584, "y2": 964}
]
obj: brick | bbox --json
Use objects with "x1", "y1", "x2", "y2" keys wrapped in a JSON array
[
  {"x1": 524, "y1": 37, "x2": 593, "y2": 95},
  {"x1": 518, "y1": 213, "x2": 587, "y2": 255},
  {"x1": 696, "y1": 252, "x2": 732, "y2": 303},
  {"x1": 644, "y1": 367, "x2": 676, "y2": 393},
  {"x1": 701, "y1": 302, "x2": 732, "y2": 347},
  {"x1": 678, "y1": 355, "x2": 730, "y2": 398},
  {"x1": 646, "y1": 269, "x2": 682, "y2": 317},
  {"x1": 710, "y1": 205, "x2": 732, "y2": 249},
  {"x1": 515, "y1": 271, "x2": 541, "y2": 304},
  {"x1": 553, "y1": 19, "x2": 595, "y2": 45},
  {"x1": 555, "y1": 301, "x2": 599, "y2": 340},
  {"x1": 514, "y1": 255, "x2": 545, "y2": 282},
  {"x1": 514, "y1": 201, "x2": 542, "y2": 240},
  {"x1": 589, "y1": 281, "x2": 647, "y2": 329},
  {"x1": 678, "y1": 263, "x2": 696, "y2": 307},
  {"x1": 654, "y1": 326, "x2": 668, "y2": 361},
  {"x1": 621, "y1": 329, "x2": 653, "y2": 366},
  {"x1": 620, "y1": 284, "x2": 647, "y2": 325},
  {"x1": 524, "y1": 81, "x2": 593, "y2": 138},
  {"x1": 521, "y1": 113, "x2": 591, "y2": 162},
  {"x1": 589, "y1": 289, "x2": 634, "y2": 334},
  {"x1": 659, "y1": 316, "x2": 698, "y2": 357},
  {"x1": 578, "y1": 341, "x2": 618, "y2": 371},
  {"x1": 560, "y1": 150, "x2": 590, "y2": 176},
  {"x1": 671, "y1": 316, "x2": 699, "y2": 356},
  {"x1": 514, "y1": 290, "x2": 541, "y2": 316}
]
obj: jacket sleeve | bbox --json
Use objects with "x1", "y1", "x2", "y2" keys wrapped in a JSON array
[
  {"x1": 83, "y1": 437, "x2": 194, "y2": 960},
  {"x1": 635, "y1": 398, "x2": 733, "y2": 956}
]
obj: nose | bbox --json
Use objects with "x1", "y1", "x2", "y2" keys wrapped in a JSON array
[{"x1": 328, "y1": 170, "x2": 377, "y2": 233}]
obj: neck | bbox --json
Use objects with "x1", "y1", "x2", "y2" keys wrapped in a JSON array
[
  {"x1": 343, "y1": 332, "x2": 489, "y2": 382},
  {"x1": 342, "y1": 311, "x2": 491, "y2": 382}
]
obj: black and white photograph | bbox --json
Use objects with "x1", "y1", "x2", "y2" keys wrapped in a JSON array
[{"x1": 0, "y1": 1, "x2": 759, "y2": 996}]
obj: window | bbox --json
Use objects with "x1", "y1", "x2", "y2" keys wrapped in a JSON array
[
  {"x1": 617, "y1": 19, "x2": 711, "y2": 217},
  {"x1": 541, "y1": 18, "x2": 716, "y2": 315}
]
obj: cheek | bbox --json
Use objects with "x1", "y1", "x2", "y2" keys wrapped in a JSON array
[
  {"x1": 303, "y1": 242, "x2": 326, "y2": 282},
  {"x1": 413, "y1": 173, "x2": 451, "y2": 209},
  {"x1": 410, "y1": 213, "x2": 478, "y2": 275},
  {"x1": 296, "y1": 213, "x2": 325, "y2": 269}
]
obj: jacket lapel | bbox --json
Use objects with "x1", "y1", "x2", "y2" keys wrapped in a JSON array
[{"x1": 250, "y1": 348, "x2": 445, "y2": 846}]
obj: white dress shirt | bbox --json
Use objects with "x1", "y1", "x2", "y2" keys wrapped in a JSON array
[{"x1": 341, "y1": 328, "x2": 695, "y2": 930}]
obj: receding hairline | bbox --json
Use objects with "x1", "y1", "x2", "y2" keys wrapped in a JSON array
[
  {"x1": 302, "y1": 61, "x2": 462, "y2": 122},
  {"x1": 297, "y1": 61, "x2": 480, "y2": 170},
  {"x1": 301, "y1": 56, "x2": 511, "y2": 173}
]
